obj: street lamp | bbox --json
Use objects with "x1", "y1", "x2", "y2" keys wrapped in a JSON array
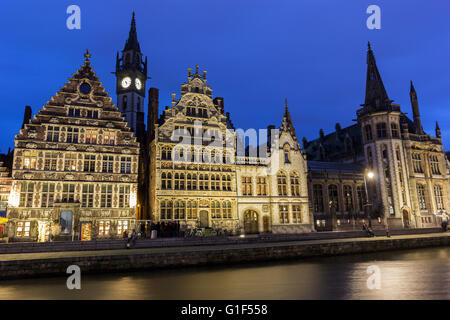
[{"x1": 363, "y1": 169, "x2": 374, "y2": 227}]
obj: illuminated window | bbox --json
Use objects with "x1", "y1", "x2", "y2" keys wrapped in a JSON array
[
  {"x1": 85, "y1": 130, "x2": 98, "y2": 144},
  {"x1": 98, "y1": 220, "x2": 110, "y2": 236},
  {"x1": 23, "y1": 150, "x2": 37, "y2": 169},
  {"x1": 279, "y1": 205, "x2": 289, "y2": 224},
  {"x1": 187, "y1": 173, "x2": 197, "y2": 190},
  {"x1": 211, "y1": 174, "x2": 221, "y2": 191},
  {"x1": 224, "y1": 201, "x2": 232, "y2": 219},
  {"x1": 16, "y1": 221, "x2": 31, "y2": 237},
  {"x1": 64, "y1": 153, "x2": 77, "y2": 171},
  {"x1": 199, "y1": 174, "x2": 209, "y2": 191},
  {"x1": 117, "y1": 220, "x2": 129, "y2": 235},
  {"x1": 103, "y1": 131, "x2": 115, "y2": 145}
]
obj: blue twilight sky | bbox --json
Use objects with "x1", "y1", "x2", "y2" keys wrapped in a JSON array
[{"x1": 0, "y1": 0, "x2": 449, "y2": 152}]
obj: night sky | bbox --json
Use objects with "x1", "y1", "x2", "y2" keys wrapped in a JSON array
[{"x1": 1, "y1": 0, "x2": 449, "y2": 152}]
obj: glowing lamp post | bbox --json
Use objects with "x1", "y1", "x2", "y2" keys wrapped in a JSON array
[{"x1": 363, "y1": 169, "x2": 374, "y2": 226}]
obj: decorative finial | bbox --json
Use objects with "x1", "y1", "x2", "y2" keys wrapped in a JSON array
[
  {"x1": 84, "y1": 49, "x2": 91, "y2": 65},
  {"x1": 195, "y1": 64, "x2": 199, "y2": 74}
]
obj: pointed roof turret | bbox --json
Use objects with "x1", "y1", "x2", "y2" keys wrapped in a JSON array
[
  {"x1": 124, "y1": 12, "x2": 141, "y2": 52},
  {"x1": 410, "y1": 80, "x2": 424, "y2": 134},
  {"x1": 435, "y1": 121, "x2": 441, "y2": 138},
  {"x1": 363, "y1": 42, "x2": 391, "y2": 111},
  {"x1": 280, "y1": 98, "x2": 298, "y2": 141}
]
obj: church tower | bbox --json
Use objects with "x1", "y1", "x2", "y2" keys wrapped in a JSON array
[
  {"x1": 357, "y1": 43, "x2": 411, "y2": 228},
  {"x1": 115, "y1": 12, "x2": 148, "y2": 141}
]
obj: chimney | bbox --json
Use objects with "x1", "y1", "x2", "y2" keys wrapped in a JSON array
[
  {"x1": 22, "y1": 106, "x2": 32, "y2": 129},
  {"x1": 213, "y1": 97, "x2": 224, "y2": 114},
  {"x1": 147, "y1": 88, "x2": 159, "y2": 142}
]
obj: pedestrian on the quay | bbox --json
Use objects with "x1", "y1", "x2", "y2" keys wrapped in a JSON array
[
  {"x1": 385, "y1": 224, "x2": 391, "y2": 238},
  {"x1": 131, "y1": 229, "x2": 137, "y2": 247},
  {"x1": 441, "y1": 220, "x2": 448, "y2": 232}
]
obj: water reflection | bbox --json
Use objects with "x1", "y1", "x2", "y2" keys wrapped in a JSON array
[{"x1": 0, "y1": 247, "x2": 448, "y2": 299}]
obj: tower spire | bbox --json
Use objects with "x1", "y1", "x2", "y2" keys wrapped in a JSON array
[
  {"x1": 281, "y1": 98, "x2": 297, "y2": 141},
  {"x1": 410, "y1": 80, "x2": 424, "y2": 134},
  {"x1": 435, "y1": 121, "x2": 441, "y2": 138},
  {"x1": 364, "y1": 42, "x2": 391, "y2": 111},
  {"x1": 124, "y1": 12, "x2": 141, "y2": 52}
]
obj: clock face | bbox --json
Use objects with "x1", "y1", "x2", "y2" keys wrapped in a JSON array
[
  {"x1": 135, "y1": 78, "x2": 142, "y2": 90},
  {"x1": 121, "y1": 77, "x2": 131, "y2": 88}
]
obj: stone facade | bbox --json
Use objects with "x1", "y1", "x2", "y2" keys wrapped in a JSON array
[
  {"x1": 304, "y1": 44, "x2": 450, "y2": 230},
  {"x1": 146, "y1": 67, "x2": 313, "y2": 234},
  {"x1": 6, "y1": 52, "x2": 139, "y2": 242}
]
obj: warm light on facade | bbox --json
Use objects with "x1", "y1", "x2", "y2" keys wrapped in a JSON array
[
  {"x1": 367, "y1": 171, "x2": 374, "y2": 179},
  {"x1": 130, "y1": 190, "x2": 137, "y2": 208},
  {"x1": 8, "y1": 188, "x2": 19, "y2": 207}
]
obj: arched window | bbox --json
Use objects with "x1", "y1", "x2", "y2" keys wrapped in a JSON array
[
  {"x1": 161, "y1": 146, "x2": 172, "y2": 161},
  {"x1": 328, "y1": 185, "x2": 339, "y2": 211},
  {"x1": 277, "y1": 171, "x2": 288, "y2": 196},
  {"x1": 434, "y1": 185, "x2": 444, "y2": 210},
  {"x1": 417, "y1": 184, "x2": 427, "y2": 210},
  {"x1": 223, "y1": 201, "x2": 232, "y2": 219},
  {"x1": 290, "y1": 173, "x2": 300, "y2": 196},
  {"x1": 161, "y1": 172, "x2": 167, "y2": 189},
  {"x1": 343, "y1": 185, "x2": 353, "y2": 212},
  {"x1": 284, "y1": 144, "x2": 290, "y2": 163}
]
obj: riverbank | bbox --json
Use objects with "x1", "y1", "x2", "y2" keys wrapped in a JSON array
[{"x1": 0, "y1": 232, "x2": 449, "y2": 280}]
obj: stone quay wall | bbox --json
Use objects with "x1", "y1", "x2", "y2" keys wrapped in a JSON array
[{"x1": 0, "y1": 233, "x2": 448, "y2": 280}]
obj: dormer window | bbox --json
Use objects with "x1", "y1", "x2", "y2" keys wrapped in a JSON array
[{"x1": 283, "y1": 144, "x2": 290, "y2": 163}]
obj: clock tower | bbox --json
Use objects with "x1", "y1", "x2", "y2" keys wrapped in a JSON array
[{"x1": 115, "y1": 12, "x2": 147, "y2": 141}]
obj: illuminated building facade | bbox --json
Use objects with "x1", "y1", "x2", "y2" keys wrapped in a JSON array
[
  {"x1": 6, "y1": 52, "x2": 139, "y2": 241},
  {"x1": 304, "y1": 44, "x2": 449, "y2": 230}
]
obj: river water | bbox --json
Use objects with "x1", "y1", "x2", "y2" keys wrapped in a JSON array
[{"x1": 0, "y1": 247, "x2": 449, "y2": 300}]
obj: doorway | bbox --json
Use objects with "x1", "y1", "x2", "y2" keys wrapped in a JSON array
[
  {"x1": 199, "y1": 210, "x2": 209, "y2": 228},
  {"x1": 263, "y1": 215, "x2": 271, "y2": 233},
  {"x1": 244, "y1": 210, "x2": 259, "y2": 234}
]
